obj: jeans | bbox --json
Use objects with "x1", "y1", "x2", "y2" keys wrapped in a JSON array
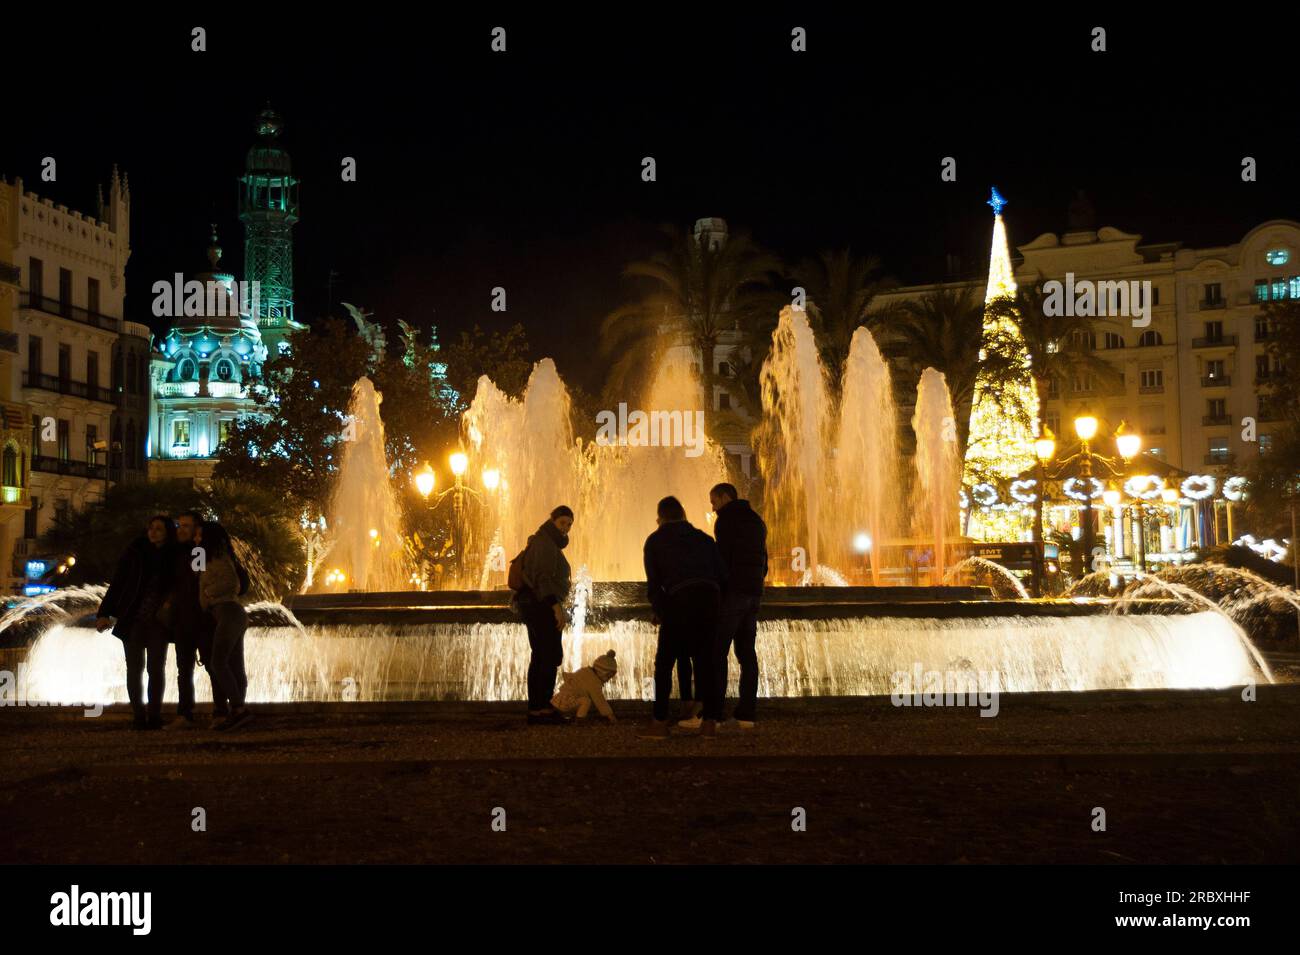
[
  {"x1": 717, "y1": 592, "x2": 761, "y2": 721},
  {"x1": 521, "y1": 598, "x2": 564, "y2": 710},
  {"x1": 209, "y1": 603, "x2": 249, "y2": 710},
  {"x1": 654, "y1": 583, "x2": 720, "y2": 722},
  {"x1": 123, "y1": 622, "x2": 169, "y2": 719},
  {"x1": 173, "y1": 636, "x2": 197, "y2": 717}
]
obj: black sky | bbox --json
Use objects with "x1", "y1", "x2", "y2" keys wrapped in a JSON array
[{"x1": 7, "y1": 11, "x2": 1297, "y2": 393}]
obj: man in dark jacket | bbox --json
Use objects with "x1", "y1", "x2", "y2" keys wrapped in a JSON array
[
  {"x1": 165, "y1": 510, "x2": 216, "y2": 725},
  {"x1": 514, "y1": 505, "x2": 574, "y2": 724},
  {"x1": 709, "y1": 483, "x2": 768, "y2": 727},
  {"x1": 640, "y1": 496, "x2": 727, "y2": 739},
  {"x1": 95, "y1": 516, "x2": 177, "y2": 729}
]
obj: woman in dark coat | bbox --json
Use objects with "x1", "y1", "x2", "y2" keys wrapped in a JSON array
[
  {"x1": 95, "y1": 515, "x2": 178, "y2": 729},
  {"x1": 513, "y1": 505, "x2": 574, "y2": 724}
]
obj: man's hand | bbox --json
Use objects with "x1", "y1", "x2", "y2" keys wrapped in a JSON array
[{"x1": 94, "y1": 617, "x2": 113, "y2": 632}]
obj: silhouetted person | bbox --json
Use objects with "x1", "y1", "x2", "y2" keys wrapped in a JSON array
[
  {"x1": 197, "y1": 521, "x2": 252, "y2": 731},
  {"x1": 160, "y1": 510, "x2": 214, "y2": 726},
  {"x1": 96, "y1": 515, "x2": 178, "y2": 730},
  {"x1": 709, "y1": 483, "x2": 767, "y2": 728},
  {"x1": 639, "y1": 496, "x2": 726, "y2": 739},
  {"x1": 512, "y1": 505, "x2": 574, "y2": 724}
]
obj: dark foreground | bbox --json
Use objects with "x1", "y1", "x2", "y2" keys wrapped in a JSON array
[{"x1": 2, "y1": 685, "x2": 1299, "y2": 864}]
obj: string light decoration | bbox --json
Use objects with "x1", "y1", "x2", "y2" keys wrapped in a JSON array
[
  {"x1": 1123, "y1": 475, "x2": 1165, "y2": 500},
  {"x1": 963, "y1": 187, "x2": 1041, "y2": 541},
  {"x1": 971, "y1": 483, "x2": 1000, "y2": 507},
  {"x1": 1064, "y1": 477, "x2": 1104, "y2": 501},
  {"x1": 1181, "y1": 475, "x2": 1217, "y2": 501},
  {"x1": 1009, "y1": 478, "x2": 1038, "y2": 503},
  {"x1": 1223, "y1": 476, "x2": 1248, "y2": 502}
]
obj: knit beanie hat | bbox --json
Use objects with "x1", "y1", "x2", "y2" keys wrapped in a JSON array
[{"x1": 592, "y1": 649, "x2": 617, "y2": 680}]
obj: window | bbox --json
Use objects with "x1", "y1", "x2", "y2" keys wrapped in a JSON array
[
  {"x1": 1104, "y1": 332, "x2": 1125, "y2": 349},
  {"x1": 1071, "y1": 374, "x2": 1096, "y2": 393},
  {"x1": 218, "y1": 419, "x2": 231, "y2": 448},
  {"x1": 1255, "y1": 279, "x2": 1269, "y2": 303},
  {"x1": 717, "y1": 361, "x2": 732, "y2": 378},
  {"x1": 1046, "y1": 378, "x2": 1060, "y2": 398},
  {"x1": 86, "y1": 424, "x2": 98, "y2": 458},
  {"x1": 87, "y1": 351, "x2": 99, "y2": 390},
  {"x1": 718, "y1": 392, "x2": 731, "y2": 410},
  {"x1": 1203, "y1": 320, "x2": 1223, "y2": 342},
  {"x1": 27, "y1": 335, "x2": 42, "y2": 376},
  {"x1": 1291, "y1": 276, "x2": 1300, "y2": 299},
  {"x1": 56, "y1": 420, "x2": 69, "y2": 461},
  {"x1": 87, "y1": 277, "x2": 100, "y2": 316},
  {"x1": 28, "y1": 257, "x2": 43, "y2": 300},
  {"x1": 1257, "y1": 355, "x2": 1270, "y2": 379},
  {"x1": 1259, "y1": 433, "x2": 1273, "y2": 455},
  {"x1": 1207, "y1": 398, "x2": 1226, "y2": 419},
  {"x1": 1070, "y1": 330, "x2": 1096, "y2": 351},
  {"x1": 1272, "y1": 278, "x2": 1288, "y2": 301},
  {"x1": 58, "y1": 268, "x2": 72, "y2": 316},
  {"x1": 1203, "y1": 283, "x2": 1222, "y2": 304},
  {"x1": 3, "y1": 444, "x2": 19, "y2": 488},
  {"x1": 1208, "y1": 437, "x2": 1230, "y2": 461},
  {"x1": 1256, "y1": 315, "x2": 1274, "y2": 341},
  {"x1": 1044, "y1": 414, "x2": 1060, "y2": 437},
  {"x1": 1140, "y1": 369, "x2": 1163, "y2": 390},
  {"x1": 178, "y1": 359, "x2": 195, "y2": 382},
  {"x1": 30, "y1": 415, "x2": 41, "y2": 456},
  {"x1": 172, "y1": 419, "x2": 190, "y2": 447},
  {"x1": 1138, "y1": 330, "x2": 1163, "y2": 347},
  {"x1": 24, "y1": 496, "x2": 40, "y2": 539},
  {"x1": 58, "y1": 344, "x2": 71, "y2": 384},
  {"x1": 215, "y1": 359, "x2": 234, "y2": 381},
  {"x1": 1205, "y1": 359, "x2": 1225, "y2": 380},
  {"x1": 1266, "y1": 249, "x2": 1290, "y2": 266}
]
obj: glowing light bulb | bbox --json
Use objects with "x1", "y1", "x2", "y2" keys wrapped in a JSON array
[
  {"x1": 482, "y1": 468, "x2": 500, "y2": 491},
  {"x1": 415, "y1": 465, "x2": 435, "y2": 499},
  {"x1": 449, "y1": 452, "x2": 468, "y2": 477},
  {"x1": 1074, "y1": 416, "x2": 1099, "y2": 442}
]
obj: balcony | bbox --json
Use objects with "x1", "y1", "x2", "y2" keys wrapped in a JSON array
[
  {"x1": 1204, "y1": 453, "x2": 1235, "y2": 466},
  {"x1": 32, "y1": 455, "x2": 107, "y2": 480},
  {"x1": 22, "y1": 371, "x2": 114, "y2": 404},
  {"x1": 1202, "y1": 414, "x2": 1232, "y2": 426},
  {"x1": 20, "y1": 292, "x2": 121, "y2": 332},
  {"x1": 1192, "y1": 335, "x2": 1237, "y2": 348},
  {"x1": 1138, "y1": 384, "x2": 1164, "y2": 394},
  {"x1": 1200, "y1": 375, "x2": 1231, "y2": 387},
  {"x1": 0, "y1": 262, "x2": 20, "y2": 286},
  {"x1": 1199, "y1": 299, "x2": 1226, "y2": 310},
  {"x1": 1145, "y1": 426, "x2": 1167, "y2": 435}
]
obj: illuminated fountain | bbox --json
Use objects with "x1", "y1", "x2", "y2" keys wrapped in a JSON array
[
  {"x1": 912, "y1": 368, "x2": 961, "y2": 584},
  {"x1": 319, "y1": 377, "x2": 410, "y2": 591}
]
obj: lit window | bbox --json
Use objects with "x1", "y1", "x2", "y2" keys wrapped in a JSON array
[
  {"x1": 1266, "y1": 249, "x2": 1290, "y2": 265},
  {"x1": 178, "y1": 359, "x2": 195, "y2": 381},
  {"x1": 172, "y1": 419, "x2": 190, "y2": 446}
]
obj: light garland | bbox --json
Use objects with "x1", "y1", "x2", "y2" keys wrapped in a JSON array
[
  {"x1": 1123, "y1": 475, "x2": 1165, "y2": 500},
  {"x1": 1223, "y1": 476, "x2": 1248, "y2": 502},
  {"x1": 1181, "y1": 475, "x2": 1216, "y2": 501},
  {"x1": 1063, "y1": 476, "x2": 1104, "y2": 501},
  {"x1": 1009, "y1": 478, "x2": 1038, "y2": 504},
  {"x1": 971, "y1": 482, "x2": 1000, "y2": 507}
]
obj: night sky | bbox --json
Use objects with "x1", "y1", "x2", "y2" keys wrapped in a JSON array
[{"x1": 7, "y1": 12, "x2": 1296, "y2": 393}]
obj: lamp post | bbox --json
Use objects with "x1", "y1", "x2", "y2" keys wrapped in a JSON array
[
  {"x1": 1074, "y1": 416, "x2": 1099, "y2": 576},
  {"x1": 1032, "y1": 430, "x2": 1056, "y2": 597},
  {"x1": 415, "y1": 455, "x2": 500, "y2": 587},
  {"x1": 1115, "y1": 428, "x2": 1144, "y2": 572}
]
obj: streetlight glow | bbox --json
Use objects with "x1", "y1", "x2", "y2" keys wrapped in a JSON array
[
  {"x1": 1073, "y1": 416, "x2": 1098, "y2": 442},
  {"x1": 449, "y1": 452, "x2": 468, "y2": 477},
  {"x1": 1116, "y1": 432, "x2": 1142, "y2": 461},
  {"x1": 482, "y1": 468, "x2": 501, "y2": 491},
  {"x1": 415, "y1": 464, "x2": 435, "y2": 499}
]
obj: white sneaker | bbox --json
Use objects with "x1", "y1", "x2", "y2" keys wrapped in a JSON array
[
  {"x1": 676, "y1": 716, "x2": 703, "y2": 730},
  {"x1": 735, "y1": 719, "x2": 756, "y2": 730}
]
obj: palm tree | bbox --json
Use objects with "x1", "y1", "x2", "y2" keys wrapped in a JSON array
[
  {"x1": 885, "y1": 286, "x2": 1021, "y2": 458},
  {"x1": 599, "y1": 223, "x2": 782, "y2": 414},
  {"x1": 797, "y1": 249, "x2": 894, "y2": 384},
  {"x1": 994, "y1": 277, "x2": 1123, "y2": 408}
]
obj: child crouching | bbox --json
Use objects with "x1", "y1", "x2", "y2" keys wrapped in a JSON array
[{"x1": 550, "y1": 649, "x2": 618, "y2": 722}]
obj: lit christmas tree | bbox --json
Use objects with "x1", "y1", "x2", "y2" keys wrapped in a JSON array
[{"x1": 963, "y1": 188, "x2": 1040, "y2": 540}]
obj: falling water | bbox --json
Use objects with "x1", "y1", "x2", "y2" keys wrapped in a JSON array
[
  {"x1": 757, "y1": 306, "x2": 833, "y2": 580},
  {"x1": 912, "y1": 368, "x2": 960, "y2": 584},
  {"x1": 463, "y1": 356, "x2": 727, "y2": 582},
  {"x1": 16, "y1": 609, "x2": 1269, "y2": 704},
  {"x1": 323, "y1": 378, "x2": 410, "y2": 591},
  {"x1": 835, "y1": 326, "x2": 900, "y2": 583}
]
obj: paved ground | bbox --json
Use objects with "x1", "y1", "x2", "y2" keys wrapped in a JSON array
[{"x1": 2, "y1": 686, "x2": 1299, "y2": 864}]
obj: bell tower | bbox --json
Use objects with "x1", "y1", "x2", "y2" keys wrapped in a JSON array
[{"x1": 238, "y1": 106, "x2": 303, "y2": 357}]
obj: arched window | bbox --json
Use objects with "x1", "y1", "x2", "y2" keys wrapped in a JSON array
[
  {"x1": 178, "y1": 359, "x2": 195, "y2": 382},
  {"x1": 1138, "y1": 330, "x2": 1163, "y2": 347},
  {"x1": 215, "y1": 359, "x2": 234, "y2": 381},
  {"x1": 3, "y1": 443, "x2": 19, "y2": 488}
]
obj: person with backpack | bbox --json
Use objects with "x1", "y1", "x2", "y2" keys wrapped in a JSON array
[
  {"x1": 95, "y1": 514, "x2": 179, "y2": 730},
  {"x1": 196, "y1": 520, "x2": 253, "y2": 731},
  {"x1": 509, "y1": 505, "x2": 574, "y2": 725}
]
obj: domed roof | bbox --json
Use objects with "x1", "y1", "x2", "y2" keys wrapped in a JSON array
[{"x1": 245, "y1": 106, "x2": 293, "y2": 176}]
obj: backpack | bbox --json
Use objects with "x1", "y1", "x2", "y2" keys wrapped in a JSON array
[{"x1": 507, "y1": 548, "x2": 528, "y2": 591}]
